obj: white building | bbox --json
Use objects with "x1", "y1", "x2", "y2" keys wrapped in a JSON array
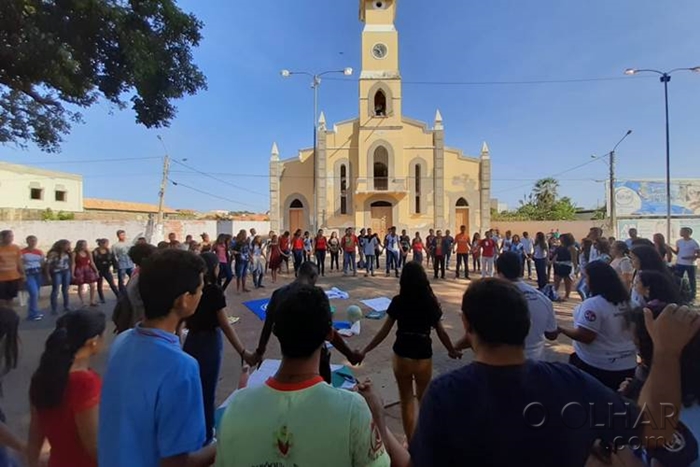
[{"x1": 0, "y1": 161, "x2": 83, "y2": 213}]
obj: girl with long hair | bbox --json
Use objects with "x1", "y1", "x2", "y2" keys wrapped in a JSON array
[
  {"x1": 558, "y1": 261, "x2": 636, "y2": 391},
  {"x1": 213, "y1": 234, "x2": 234, "y2": 291},
  {"x1": 314, "y1": 229, "x2": 328, "y2": 276},
  {"x1": 653, "y1": 232, "x2": 673, "y2": 264},
  {"x1": 183, "y1": 253, "x2": 258, "y2": 443},
  {"x1": 291, "y1": 229, "x2": 304, "y2": 276},
  {"x1": 303, "y1": 231, "x2": 313, "y2": 263},
  {"x1": 266, "y1": 234, "x2": 282, "y2": 283},
  {"x1": 72, "y1": 240, "x2": 99, "y2": 307},
  {"x1": 28, "y1": 310, "x2": 106, "y2": 467},
  {"x1": 328, "y1": 232, "x2": 340, "y2": 272},
  {"x1": 412, "y1": 232, "x2": 424, "y2": 265},
  {"x1": 249, "y1": 236, "x2": 266, "y2": 289},
  {"x1": 360, "y1": 261, "x2": 460, "y2": 440},
  {"x1": 551, "y1": 233, "x2": 577, "y2": 301},
  {"x1": 630, "y1": 245, "x2": 678, "y2": 306},
  {"x1": 22, "y1": 235, "x2": 45, "y2": 321},
  {"x1": 533, "y1": 232, "x2": 549, "y2": 289},
  {"x1": 610, "y1": 241, "x2": 634, "y2": 290},
  {"x1": 92, "y1": 239, "x2": 119, "y2": 305},
  {"x1": 279, "y1": 231, "x2": 291, "y2": 274},
  {"x1": 200, "y1": 233, "x2": 212, "y2": 253},
  {"x1": 471, "y1": 232, "x2": 482, "y2": 273},
  {"x1": 232, "y1": 230, "x2": 251, "y2": 293},
  {"x1": 47, "y1": 240, "x2": 73, "y2": 315},
  {"x1": 576, "y1": 238, "x2": 593, "y2": 301}
]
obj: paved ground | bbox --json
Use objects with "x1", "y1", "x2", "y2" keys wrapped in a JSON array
[{"x1": 3, "y1": 264, "x2": 580, "y2": 443}]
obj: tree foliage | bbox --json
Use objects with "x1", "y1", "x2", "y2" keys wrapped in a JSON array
[
  {"x1": 0, "y1": 0, "x2": 207, "y2": 152},
  {"x1": 493, "y1": 178, "x2": 578, "y2": 221}
]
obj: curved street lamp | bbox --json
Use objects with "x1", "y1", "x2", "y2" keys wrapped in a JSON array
[
  {"x1": 280, "y1": 67, "x2": 354, "y2": 231},
  {"x1": 624, "y1": 66, "x2": 700, "y2": 242}
]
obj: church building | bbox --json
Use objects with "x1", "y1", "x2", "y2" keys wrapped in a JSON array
[{"x1": 269, "y1": 0, "x2": 492, "y2": 236}]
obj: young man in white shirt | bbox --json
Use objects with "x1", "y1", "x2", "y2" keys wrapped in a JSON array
[
  {"x1": 496, "y1": 252, "x2": 558, "y2": 359},
  {"x1": 672, "y1": 227, "x2": 700, "y2": 301},
  {"x1": 520, "y1": 231, "x2": 534, "y2": 279}
]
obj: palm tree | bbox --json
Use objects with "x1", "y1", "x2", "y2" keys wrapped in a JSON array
[{"x1": 532, "y1": 178, "x2": 559, "y2": 208}]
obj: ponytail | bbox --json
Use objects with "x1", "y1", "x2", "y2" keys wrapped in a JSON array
[{"x1": 29, "y1": 310, "x2": 106, "y2": 409}]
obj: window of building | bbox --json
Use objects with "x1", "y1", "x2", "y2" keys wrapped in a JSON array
[
  {"x1": 374, "y1": 90, "x2": 387, "y2": 117},
  {"x1": 30, "y1": 188, "x2": 43, "y2": 200},
  {"x1": 415, "y1": 164, "x2": 421, "y2": 214},
  {"x1": 373, "y1": 147, "x2": 389, "y2": 190},
  {"x1": 340, "y1": 164, "x2": 348, "y2": 215},
  {"x1": 55, "y1": 190, "x2": 67, "y2": 202}
]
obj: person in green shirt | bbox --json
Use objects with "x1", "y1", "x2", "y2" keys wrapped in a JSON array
[{"x1": 216, "y1": 284, "x2": 391, "y2": 467}]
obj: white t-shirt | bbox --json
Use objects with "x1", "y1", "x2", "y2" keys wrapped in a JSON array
[
  {"x1": 385, "y1": 234, "x2": 400, "y2": 253},
  {"x1": 676, "y1": 238, "x2": 700, "y2": 266},
  {"x1": 363, "y1": 237, "x2": 379, "y2": 256},
  {"x1": 520, "y1": 237, "x2": 534, "y2": 255},
  {"x1": 514, "y1": 281, "x2": 557, "y2": 360},
  {"x1": 610, "y1": 257, "x2": 634, "y2": 276},
  {"x1": 572, "y1": 295, "x2": 637, "y2": 371},
  {"x1": 533, "y1": 244, "x2": 548, "y2": 260}
]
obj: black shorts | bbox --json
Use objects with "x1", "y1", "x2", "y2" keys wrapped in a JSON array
[
  {"x1": 553, "y1": 264, "x2": 572, "y2": 278},
  {"x1": 0, "y1": 280, "x2": 20, "y2": 301}
]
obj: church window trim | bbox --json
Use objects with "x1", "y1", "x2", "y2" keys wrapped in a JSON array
[
  {"x1": 367, "y1": 82, "x2": 394, "y2": 118},
  {"x1": 340, "y1": 164, "x2": 348, "y2": 215}
]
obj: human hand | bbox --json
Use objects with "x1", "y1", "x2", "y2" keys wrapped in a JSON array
[
  {"x1": 448, "y1": 349, "x2": 462, "y2": 359},
  {"x1": 644, "y1": 304, "x2": 700, "y2": 357},
  {"x1": 618, "y1": 377, "x2": 633, "y2": 395},
  {"x1": 356, "y1": 379, "x2": 385, "y2": 420},
  {"x1": 242, "y1": 350, "x2": 260, "y2": 367},
  {"x1": 348, "y1": 349, "x2": 365, "y2": 366}
]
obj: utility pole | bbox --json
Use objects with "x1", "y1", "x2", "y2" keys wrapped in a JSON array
[
  {"x1": 609, "y1": 149, "x2": 616, "y2": 238},
  {"x1": 157, "y1": 154, "x2": 170, "y2": 226}
]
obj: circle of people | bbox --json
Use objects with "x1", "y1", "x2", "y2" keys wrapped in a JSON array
[{"x1": 0, "y1": 223, "x2": 698, "y2": 466}]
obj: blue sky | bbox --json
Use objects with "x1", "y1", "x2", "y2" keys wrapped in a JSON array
[{"x1": 1, "y1": 0, "x2": 699, "y2": 213}]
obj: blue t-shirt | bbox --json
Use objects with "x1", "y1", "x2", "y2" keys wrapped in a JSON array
[
  {"x1": 409, "y1": 360, "x2": 641, "y2": 467},
  {"x1": 98, "y1": 325, "x2": 206, "y2": 467}
]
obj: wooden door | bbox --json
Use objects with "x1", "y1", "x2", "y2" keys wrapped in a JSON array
[
  {"x1": 371, "y1": 206, "x2": 392, "y2": 237},
  {"x1": 289, "y1": 209, "x2": 303, "y2": 234},
  {"x1": 456, "y1": 208, "x2": 469, "y2": 234}
]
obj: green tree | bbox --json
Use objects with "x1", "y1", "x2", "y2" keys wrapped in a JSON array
[
  {"x1": 495, "y1": 178, "x2": 578, "y2": 221},
  {"x1": 531, "y1": 177, "x2": 559, "y2": 209},
  {"x1": 0, "y1": 0, "x2": 207, "y2": 152}
]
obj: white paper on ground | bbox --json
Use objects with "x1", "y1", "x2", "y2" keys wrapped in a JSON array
[
  {"x1": 325, "y1": 287, "x2": 350, "y2": 300},
  {"x1": 337, "y1": 320, "x2": 361, "y2": 337},
  {"x1": 360, "y1": 297, "x2": 392, "y2": 312}
]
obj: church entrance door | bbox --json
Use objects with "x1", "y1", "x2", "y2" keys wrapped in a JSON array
[{"x1": 370, "y1": 201, "x2": 393, "y2": 237}]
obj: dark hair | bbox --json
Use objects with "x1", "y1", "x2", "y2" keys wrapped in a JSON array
[
  {"x1": 200, "y1": 252, "x2": 219, "y2": 285},
  {"x1": 631, "y1": 238, "x2": 654, "y2": 248},
  {"x1": 631, "y1": 302, "x2": 700, "y2": 406},
  {"x1": 157, "y1": 241, "x2": 169, "y2": 250},
  {"x1": 637, "y1": 270, "x2": 682, "y2": 304},
  {"x1": 596, "y1": 238, "x2": 611, "y2": 255},
  {"x1": 138, "y1": 250, "x2": 206, "y2": 320},
  {"x1": 535, "y1": 232, "x2": 547, "y2": 250},
  {"x1": 297, "y1": 262, "x2": 319, "y2": 281},
  {"x1": 630, "y1": 245, "x2": 667, "y2": 273},
  {"x1": 560, "y1": 233, "x2": 575, "y2": 247},
  {"x1": 612, "y1": 240, "x2": 630, "y2": 257},
  {"x1": 585, "y1": 261, "x2": 629, "y2": 305},
  {"x1": 49, "y1": 239, "x2": 71, "y2": 256},
  {"x1": 0, "y1": 307, "x2": 19, "y2": 375},
  {"x1": 399, "y1": 261, "x2": 441, "y2": 309},
  {"x1": 29, "y1": 311, "x2": 106, "y2": 409},
  {"x1": 273, "y1": 285, "x2": 331, "y2": 358},
  {"x1": 128, "y1": 243, "x2": 157, "y2": 266},
  {"x1": 496, "y1": 252, "x2": 522, "y2": 281},
  {"x1": 581, "y1": 238, "x2": 593, "y2": 262},
  {"x1": 461, "y1": 278, "x2": 530, "y2": 347}
]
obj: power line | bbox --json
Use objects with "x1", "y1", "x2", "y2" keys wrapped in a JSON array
[
  {"x1": 324, "y1": 75, "x2": 653, "y2": 86},
  {"x1": 168, "y1": 178, "x2": 261, "y2": 210},
  {"x1": 16, "y1": 156, "x2": 161, "y2": 165},
  {"x1": 170, "y1": 159, "x2": 268, "y2": 197}
]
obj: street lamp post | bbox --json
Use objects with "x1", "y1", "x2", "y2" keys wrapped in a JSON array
[
  {"x1": 280, "y1": 67, "x2": 353, "y2": 232},
  {"x1": 624, "y1": 66, "x2": 700, "y2": 242},
  {"x1": 600, "y1": 130, "x2": 633, "y2": 238}
]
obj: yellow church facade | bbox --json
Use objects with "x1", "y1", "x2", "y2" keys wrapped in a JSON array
[{"x1": 270, "y1": 0, "x2": 491, "y2": 236}]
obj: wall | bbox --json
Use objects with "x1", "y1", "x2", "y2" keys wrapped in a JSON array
[
  {"x1": 0, "y1": 163, "x2": 83, "y2": 212},
  {"x1": 0, "y1": 219, "x2": 260, "y2": 250},
  {"x1": 217, "y1": 220, "x2": 272, "y2": 237},
  {"x1": 490, "y1": 220, "x2": 606, "y2": 241}
]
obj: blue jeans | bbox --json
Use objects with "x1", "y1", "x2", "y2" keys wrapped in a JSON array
[
  {"x1": 456, "y1": 253, "x2": 469, "y2": 278},
  {"x1": 446, "y1": 251, "x2": 453, "y2": 269},
  {"x1": 386, "y1": 251, "x2": 399, "y2": 274},
  {"x1": 183, "y1": 329, "x2": 222, "y2": 444},
  {"x1": 676, "y1": 264, "x2": 697, "y2": 300},
  {"x1": 50, "y1": 269, "x2": 71, "y2": 313},
  {"x1": 235, "y1": 259, "x2": 249, "y2": 278},
  {"x1": 576, "y1": 277, "x2": 589, "y2": 301},
  {"x1": 218, "y1": 262, "x2": 233, "y2": 290},
  {"x1": 25, "y1": 272, "x2": 42, "y2": 318},
  {"x1": 365, "y1": 255, "x2": 375, "y2": 275},
  {"x1": 534, "y1": 258, "x2": 548, "y2": 289},
  {"x1": 117, "y1": 267, "x2": 133, "y2": 294},
  {"x1": 315, "y1": 250, "x2": 326, "y2": 276},
  {"x1": 344, "y1": 252, "x2": 356, "y2": 274},
  {"x1": 292, "y1": 250, "x2": 304, "y2": 275},
  {"x1": 413, "y1": 251, "x2": 423, "y2": 264}
]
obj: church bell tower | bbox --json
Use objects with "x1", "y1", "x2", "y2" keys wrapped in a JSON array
[{"x1": 359, "y1": 0, "x2": 402, "y2": 124}]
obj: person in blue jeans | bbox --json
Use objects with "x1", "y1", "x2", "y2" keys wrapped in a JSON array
[
  {"x1": 46, "y1": 240, "x2": 73, "y2": 315},
  {"x1": 184, "y1": 253, "x2": 258, "y2": 443},
  {"x1": 385, "y1": 227, "x2": 401, "y2": 278},
  {"x1": 342, "y1": 228, "x2": 358, "y2": 276},
  {"x1": 672, "y1": 227, "x2": 700, "y2": 301},
  {"x1": 111, "y1": 230, "x2": 134, "y2": 294},
  {"x1": 232, "y1": 229, "x2": 251, "y2": 293},
  {"x1": 363, "y1": 229, "x2": 379, "y2": 277},
  {"x1": 21, "y1": 235, "x2": 45, "y2": 321}
]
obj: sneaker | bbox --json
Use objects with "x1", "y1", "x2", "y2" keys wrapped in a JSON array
[{"x1": 28, "y1": 313, "x2": 44, "y2": 321}]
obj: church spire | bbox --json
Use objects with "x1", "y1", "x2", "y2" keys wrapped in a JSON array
[
  {"x1": 318, "y1": 111, "x2": 326, "y2": 130},
  {"x1": 434, "y1": 109, "x2": 443, "y2": 130},
  {"x1": 481, "y1": 141, "x2": 490, "y2": 159},
  {"x1": 270, "y1": 142, "x2": 279, "y2": 161}
]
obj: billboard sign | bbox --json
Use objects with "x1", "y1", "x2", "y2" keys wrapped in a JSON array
[{"x1": 614, "y1": 180, "x2": 700, "y2": 217}]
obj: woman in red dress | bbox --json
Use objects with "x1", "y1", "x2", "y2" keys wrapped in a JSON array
[
  {"x1": 27, "y1": 310, "x2": 106, "y2": 467},
  {"x1": 267, "y1": 234, "x2": 284, "y2": 284},
  {"x1": 72, "y1": 240, "x2": 99, "y2": 307}
]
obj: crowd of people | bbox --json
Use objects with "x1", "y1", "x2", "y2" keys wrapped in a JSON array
[{"x1": 0, "y1": 222, "x2": 698, "y2": 466}]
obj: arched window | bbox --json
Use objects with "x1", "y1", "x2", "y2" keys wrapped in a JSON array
[
  {"x1": 374, "y1": 90, "x2": 387, "y2": 117},
  {"x1": 290, "y1": 199, "x2": 304, "y2": 208},
  {"x1": 340, "y1": 164, "x2": 348, "y2": 215},
  {"x1": 373, "y1": 147, "x2": 389, "y2": 190},
  {"x1": 456, "y1": 197, "x2": 469, "y2": 207},
  {"x1": 415, "y1": 164, "x2": 422, "y2": 214}
]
